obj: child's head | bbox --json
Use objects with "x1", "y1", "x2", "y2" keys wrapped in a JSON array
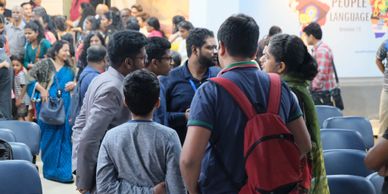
[
  {"x1": 11, "y1": 55, "x2": 24, "y2": 72},
  {"x1": 123, "y1": 69, "x2": 160, "y2": 117}
]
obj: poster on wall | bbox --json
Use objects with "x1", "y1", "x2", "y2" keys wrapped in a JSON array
[{"x1": 254, "y1": 0, "x2": 386, "y2": 77}]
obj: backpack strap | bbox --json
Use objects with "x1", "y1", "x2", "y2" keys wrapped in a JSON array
[
  {"x1": 267, "y1": 73, "x2": 281, "y2": 114},
  {"x1": 210, "y1": 77, "x2": 256, "y2": 119}
]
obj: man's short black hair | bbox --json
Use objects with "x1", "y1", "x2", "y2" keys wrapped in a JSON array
[
  {"x1": 303, "y1": 22, "x2": 322, "y2": 40},
  {"x1": 217, "y1": 14, "x2": 259, "y2": 58},
  {"x1": 87, "y1": 45, "x2": 107, "y2": 63},
  {"x1": 268, "y1": 25, "x2": 282, "y2": 37},
  {"x1": 126, "y1": 17, "x2": 140, "y2": 31},
  {"x1": 177, "y1": 20, "x2": 194, "y2": 31},
  {"x1": 186, "y1": 28, "x2": 214, "y2": 58},
  {"x1": 146, "y1": 37, "x2": 171, "y2": 66},
  {"x1": 124, "y1": 69, "x2": 160, "y2": 116},
  {"x1": 108, "y1": 30, "x2": 147, "y2": 69}
]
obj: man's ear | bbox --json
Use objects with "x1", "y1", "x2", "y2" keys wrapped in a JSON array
[
  {"x1": 154, "y1": 98, "x2": 161, "y2": 109},
  {"x1": 219, "y1": 41, "x2": 226, "y2": 56},
  {"x1": 191, "y1": 45, "x2": 198, "y2": 56}
]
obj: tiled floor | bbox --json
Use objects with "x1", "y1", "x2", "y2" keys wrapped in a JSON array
[{"x1": 37, "y1": 159, "x2": 78, "y2": 194}]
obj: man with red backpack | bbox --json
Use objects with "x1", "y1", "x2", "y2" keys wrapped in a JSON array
[{"x1": 180, "y1": 14, "x2": 312, "y2": 194}]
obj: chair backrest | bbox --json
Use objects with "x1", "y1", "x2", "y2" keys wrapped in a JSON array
[
  {"x1": 315, "y1": 105, "x2": 343, "y2": 128},
  {"x1": 327, "y1": 175, "x2": 376, "y2": 194},
  {"x1": 320, "y1": 128, "x2": 366, "y2": 151},
  {"x1": 367, "y1": 172, "x2": 385, "y2": 194},
  {"x1": 0, "y1": 128, "x2": 16, "y2": 142},
  {"x1": 324, "y1": 149, "x2": 375, "y2": 177},
  {"x1": 9, "y1": 142, "x2": 33, "y2": 162},
  {"x1": 323, "y1": 116, "x2": 374, "y2": 149},
  {"x1": 0, "y1": 121, "x2": 40, "y2": 155},
  {"x1": 0, "y1": 160, "x2": 42, "y2": 194}
]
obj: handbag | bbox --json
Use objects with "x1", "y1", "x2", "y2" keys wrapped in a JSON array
[
  {"x1": 330, "y1": 60, "x2": 344, "y2": 110},
  {"x1": 39, "y1": 75, "x2": 66, "y2": 125}
]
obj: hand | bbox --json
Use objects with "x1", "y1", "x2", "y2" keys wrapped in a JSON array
[
  {"x1": 40, "y1": 89, "x2": 49, "y2": 102},
  {"x1": 15, "y1": 98, "x2": 22, "y2": 107},
  {"x1": 378, "y1": 165, "x2": 388, "y2": 176},
  {"x1": 65, "y1": 81, "x2": 76, "y2": 91},
  {"x1": 185, "y1": 108, "x2": 190, "y2": 120},
  {"x1": 28, "y1": 63, "x2": 34, "y2": 69},
  {"x1": 76, "y1": 188, "x2": 88, "y2": 194},
  {"x1": 153, "y1": 182, "x2": 166, "y2": 194}
]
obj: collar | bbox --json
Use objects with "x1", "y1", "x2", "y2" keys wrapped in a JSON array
[
  {"x1": 282, "y1": 74, "x2": 309, "y2": 87},
  {"x1": 107, "y1": 66, "x2": 124, "y2": 81},
  {"x1": 219, "y1": 60, "x2": 259, "y2": 75},
  {"x1": 183, "y1": 60, "x2": 211, "y2": 81},
  {"x1": 314, "y1": 40, "x2": 323, "y2": 50},
  {"x1": 84, "y1": 65, "x2": 101, "y2": 74}
]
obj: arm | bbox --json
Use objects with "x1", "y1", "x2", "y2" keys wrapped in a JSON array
[
  {"x1": 76, "y1": 88, "x2": 123, "y2": 191},
  {"x1": 180, "y1": 126, "x2": 211, "y2": 194},
  {"x1": 165, "y1": 132, "x2": 186, "y2": 194},
  {"x1": 96, "y1": 137, "x2": 155, "y2": 194},
  {"x1": 376, "y1": 58, "x2": 385, "y2": 74},
  {"x1": 286, "y1": 117, "x2": 312, "y2": 155},
  {"x1": 365, "y1": 137, "x2": 388, "y2": 171},
  {"x1": 0, "y1": 61, "x2": 10, "y2": 68}
]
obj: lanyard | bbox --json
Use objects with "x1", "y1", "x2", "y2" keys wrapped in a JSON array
[{"x1": 189, "y1": 71, "x2": 211, "y2": 92}]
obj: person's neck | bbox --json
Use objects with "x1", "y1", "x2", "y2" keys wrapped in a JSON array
[
  {"x1": 131, "y1": 113, "x2": 153, "y2": 121},
  {"x1": 31, "y1": 40, "x2": 39, "y2": 47},
  {"x1": 188, "y1": 58, "x2": 207, "y2": 80},
  {"x1": 24, "y1": 16, "x2": 31, "y2": 23},
  {"x1": 89, "y1": 62, "x2": 105, "y2": 73},
  {"x1": 54, "y1": 58, "x2": 65, "y2": 69},
  {"x1": 13, "y1": 19, "x2": 22, "y2": 27},
  {"x1": 221, "y1": 56, "x2": 253, "y2": 69}
]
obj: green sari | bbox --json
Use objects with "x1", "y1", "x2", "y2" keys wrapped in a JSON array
[{"x1": 282, "y1": 74, "x2": 330, "y2": 194}]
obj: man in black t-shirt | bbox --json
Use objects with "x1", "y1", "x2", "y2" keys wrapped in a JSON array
[{"x1": 365, "y1": 128, "x2": 388, "y2": 194}]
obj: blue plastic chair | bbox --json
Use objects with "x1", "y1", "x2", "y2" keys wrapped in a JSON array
[
  {"x1": 367, "y1": 172, "x2": 384, "y2": 194},
  {"x1": 9, "y1": 142, "x2": 33, "y2": 162},
  {"x1": 323, "y1": 116, "x2": 374, "y2": 149},
  {"x1": 315, "y1": 105, "x2": 343, "y2": 128},
  {"x1": 0, "y1": 121, "x2": 40, "y2": 155},
  {"x1": 0, "y1": 160, "x2": 42, "y2": 194},
  {"x1": 0, "y1": 128, "x2": 16, "y2": 142},
  {"x1": 324, "y1": 149, "x2": 375, "y2": 177},
  {"x1": 320, "y1": 128, "x2": 366, "y2": 151},
  {"x1": 327, "y1": 175, "x2": 376, "y2": 194}
]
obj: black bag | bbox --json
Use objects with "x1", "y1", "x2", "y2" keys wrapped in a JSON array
[
  {"x1": 0, "y1": 138, "x2": 13, "y2": 160},
  {"x1": 39, "y1": 75, "x2": 66, "y2": 125},
  {"x1": 331, "y1": 60, "x2": 344, "y2": 110}
]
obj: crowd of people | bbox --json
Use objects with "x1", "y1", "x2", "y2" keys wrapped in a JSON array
[{"x1": 1, "y1": 1, "x2": 387, "y2": 194}]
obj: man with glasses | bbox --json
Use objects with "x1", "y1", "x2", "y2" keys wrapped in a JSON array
[
  {"x1": 165, "y1": 28, "x2": 220, "y2": 144},
  {"x1": 73, "y1": 30, "x2": 152, "y2": 194},
  {"x1": 145, "y1": 37, "x2": 172, "y2": 126}
]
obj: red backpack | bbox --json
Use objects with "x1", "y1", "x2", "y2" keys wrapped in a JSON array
[{"x1": 211, "y1": 73, "x2": 307, "y2": 194}]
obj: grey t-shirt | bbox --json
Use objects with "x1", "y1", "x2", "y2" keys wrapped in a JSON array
[
  {"x1": 376, "y1": 40, "x2": 388, "y2": 91},
  {"x1": 96, "y1": 121, "x2": 186, "y2": 194}
]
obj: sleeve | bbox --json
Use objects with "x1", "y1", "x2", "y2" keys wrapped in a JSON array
[
  {"x1": 76, "y1": 87, "x2": 124, "y2": 190},
  {"x1": 165, "y1": 132, "x2": 187, "y2": 194},
  {"x1": 23, "y1": 45, "x2": 30, "y2": 68},
  {"x1": 282, "y1": 82, "x2": 303, "y2": 123},
  {"x1": 39, "y1": 40, "x2": 52, "y2": 58},
  {"x1": 96, "y1": 134, "x2": 154, "y2": 194},
  {"x1": 377, "y1": 41, "x2": 387, "y2": 61},
  {"x1": 187, "y1": 82, "x2": 216, "y2": 131}
]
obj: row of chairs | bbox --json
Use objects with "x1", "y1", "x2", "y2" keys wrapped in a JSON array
[
  {"x1": 315, "y1": 105, "x2": 384, "y2": 194},
  {"x1": 0, "y1": 120, "x2": 43, "y2": 194}
]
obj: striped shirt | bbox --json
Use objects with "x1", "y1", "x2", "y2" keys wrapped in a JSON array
[
  {"x1": 376, "y1": 39, "x2": 388, "y2": 91},
  {"x1": 311, "y1": 41, "x2": 336, "y2": 91}
]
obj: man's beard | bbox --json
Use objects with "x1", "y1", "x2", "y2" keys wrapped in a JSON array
[{"x1": 198, "y1": 54, "x2": 215, "y2": 68}]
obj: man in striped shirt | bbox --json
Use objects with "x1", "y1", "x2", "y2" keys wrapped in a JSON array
[{"x1": 303, "y1": 22, "x2": 336, "y2": 106}]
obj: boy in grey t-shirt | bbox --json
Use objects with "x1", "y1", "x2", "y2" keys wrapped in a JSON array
[{"x1": 96, "y1": 69, "x2": 186, "y2": 194}]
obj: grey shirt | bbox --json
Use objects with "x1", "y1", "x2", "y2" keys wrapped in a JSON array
[
  {"x1": 96, "y1": 121, "x2": 186, "y2": 194},
  {"x1": 377, "y1": 39, "x2": 388, "y2": 91},
  {"x1": 72, "y1": 66, "x2": 130, "y2": 190},
  {"x1": 6, "y1": 21, "x2": 26, "y2": 58},
  {"x1": 0, "y1": 49, "x2": 12, "y2": 119}
]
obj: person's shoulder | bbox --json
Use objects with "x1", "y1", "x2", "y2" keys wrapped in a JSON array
[
  {"x1": 169, "y1": 65, "x2": 185, "y2": 76},
  {"x1": 41, "y1": 39, "x2": 51, "y2": 47},
  {"x1": 209, "y1": 66, "x2": 221, "y2": 75},
  {"x1": 150, "y1": 122, "x2": 179, "y2": 138}
]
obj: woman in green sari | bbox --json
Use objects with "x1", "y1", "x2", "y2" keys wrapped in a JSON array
[{"x1": 262, "y1": 34, "x2": 329, "y2": 194}]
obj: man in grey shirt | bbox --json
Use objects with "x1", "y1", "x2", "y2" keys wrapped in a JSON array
[
  {"x1": 96, "y1": 70, "x2": 185, "y2": 194},
  {"x1": 6, "y1": 6, "x2": 25, "y2": 58},
  {"x1": 72, "y1": 30, "x2": 148, "y2": 193}
]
